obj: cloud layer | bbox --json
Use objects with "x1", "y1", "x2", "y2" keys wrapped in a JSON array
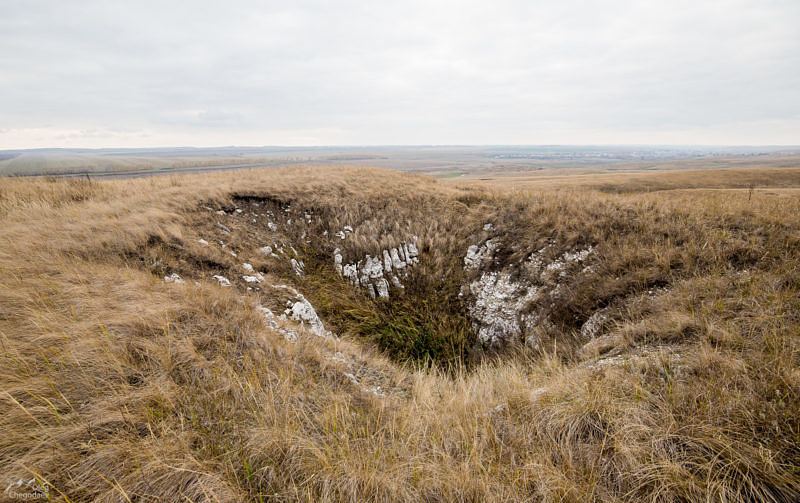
[{"x1": 1, "y1": 0, "x2": 798, "y2": 147}]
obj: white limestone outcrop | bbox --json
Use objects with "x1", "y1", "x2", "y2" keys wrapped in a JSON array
[
  {"x1": 466, "y1": 272, "x2": 540, "y2": 345},
  {"x1": 464, "y1": 239, "x2": 500, "y2": 270},
  {"x1": 462, "y1": 239, "x2": 595, "y2": 347},
  {"x1": 273, "y1": 285, "x2": 335, "y2": 339},
  {"x1": 336, "y1": 239, "x2": 420, "y2": 299}
]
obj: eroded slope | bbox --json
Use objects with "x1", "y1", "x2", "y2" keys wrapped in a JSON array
[{"x1": 2, "y1": 168, "x2": 799, "y2": 502}]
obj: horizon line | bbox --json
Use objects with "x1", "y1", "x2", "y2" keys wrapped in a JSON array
[{"x1": 3, "y1": 143, "x2": 800, "y2": 152}]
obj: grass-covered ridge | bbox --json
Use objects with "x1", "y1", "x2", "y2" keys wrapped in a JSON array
[{"x1": 1, "y1": 166, "x2": 799, "y2": 501}]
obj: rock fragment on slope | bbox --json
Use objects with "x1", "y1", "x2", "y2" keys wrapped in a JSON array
[
  {"x1": 164, "y1": 273, "x2": 184, "y2": 283},
  {"x1": 256, "y1": 305, "x2": 298, "y2": 342},
  {"x1": 581, "y1": 308, "x2": 610, "y2": 340},
  {"x1": 291, "y1": 258, "x2": 305, "y2": 277},
  {"x1": 274, "y1": 285, "x2": 335, "y2": 339},
  {"x1": 464, "y1": 239, "x2": 500, "y2": 270},
  {"x1": 212, "y1": 275, "x2": 231, "y2": 287}
]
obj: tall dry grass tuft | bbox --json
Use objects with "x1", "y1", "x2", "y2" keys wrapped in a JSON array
[{"x1": 1, "y1": 166, "x2": 799, "y2": 501}]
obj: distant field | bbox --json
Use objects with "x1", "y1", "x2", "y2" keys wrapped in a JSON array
[
  {"x1": 0, "y1": 152, "x2": 287, "y2": 176},
  {"x1": 2, "y1": 145, "x2": 799, "y2": 178},
  {"x1": 449, "y1": 164, "x2": 800, "y2": 193},
  {"x1": 433, "y1": 171, "x2": 468, "y2": 178}
]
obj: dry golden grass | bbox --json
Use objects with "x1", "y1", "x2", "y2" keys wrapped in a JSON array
[
  {"x1": 1, "y1": 166, "x2": 799, "y2": 501},
  {"x1": 451, "y1": 166, "x2": 800, "y2": 193}
]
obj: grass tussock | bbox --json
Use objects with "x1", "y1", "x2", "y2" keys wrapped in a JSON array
[{"x1": 1, "y1": 166, "x2": 799, "y2": 501}]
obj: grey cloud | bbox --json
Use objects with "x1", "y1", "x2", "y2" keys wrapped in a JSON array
[{"x1": 0, "y1": 0, "x2": 798, "y2": 147}]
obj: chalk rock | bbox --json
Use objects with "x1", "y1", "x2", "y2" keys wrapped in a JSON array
[
  {"x1": 375, "y1": 278, "x2": 390, "y2": 298},
  {"x1": 406, "y1": 242, "x2": 419, "y2": 263},
  {"x1": 581, "y1": 308, "x2": 609, "y2": 340},
  {"x1": 466, "y1": 271, "x2": 539, "y2": 346},
  {"x1": 334, "y1": 248, "x2": 343, "y2": 275},
  {"x1": 543, "y1": 246, "x2": 594, "y2": 277},
  {"x1": 390, "y1": 248, "x2": 406, "y2": 270},
  {"x1": 390, "y1": 275, "x2": 404, "y2": 289},
  {"x1": 464, "y1": 239, "x2": 500, "y2": 270},
  {"x1": 402, "y1": 243, "x2": 412, "y2": 264},
  {"x1": 291, "y1": 258, "x2": 305, "y2": 277},
  {"x1": 339, "y1": 238, "x2": 420, "y2": 298},
  {"x1": 343, "y1": 263, "x2": 358, "y2": 285},
  {"x1": 256, "y1": 305, "x2": 298, "y2": 342},
  {"x1": 462, "y1": 243, "x2": 596, "y2": 347},
  {"x1": 363, "y1": 255, "x2": 384, "y2": 280},
  {"x1": 270, "y1": 284, "x2": 336, "y2": 340},
  {"x1": 382, "y1": 249, "x2": 393, "y2": 272},
  {"x1": 212, "y1": 275, "x2": 231, "y2": 287},
  {"x1": 285, "y1": 298, "x2": 334, "y2": 338}
]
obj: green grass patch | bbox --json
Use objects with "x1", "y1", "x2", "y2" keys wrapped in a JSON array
[
  {"x1": 295, "y1": 249, "x2": 475, "y2": 368},
  {"x1": 434, "y1": 171, "x2": 468, "y2": 179}
]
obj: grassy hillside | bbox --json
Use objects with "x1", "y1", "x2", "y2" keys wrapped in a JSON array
[{"x1": 1, "y1": 167, "x2": 799, "y2": 501}]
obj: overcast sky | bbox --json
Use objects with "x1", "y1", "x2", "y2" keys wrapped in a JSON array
[{"x1": 1, "y1": 0, "x2": 798, "y2": 148}]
